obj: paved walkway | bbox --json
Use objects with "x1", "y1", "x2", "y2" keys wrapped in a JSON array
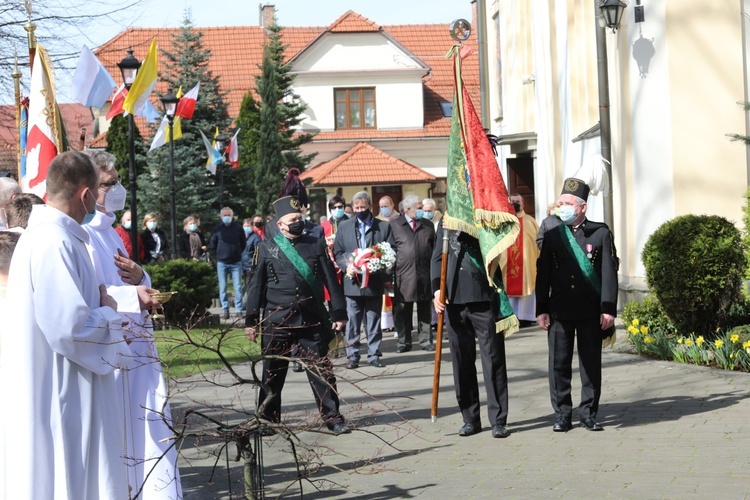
[{"x1": 169, "y1": 323, "x2": 750, "y2": 499}]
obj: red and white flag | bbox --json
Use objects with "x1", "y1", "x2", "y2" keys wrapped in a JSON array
[
  {"x1": 23, "y1": 46, "x2": 67, "y2": 198},
  {"x1": 106, "y1": 84, "x2": 127, "y2": 120},
  {"x1": 175, "y1": 81, "x2": 200, "y2": 119},
  {"x1": 224, "y1": 128, "x2": 241, "y2": 168}
]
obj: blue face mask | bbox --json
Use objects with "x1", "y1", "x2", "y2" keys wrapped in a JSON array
[
  {"x1": 123, "y1": 220, "x2": 132, "y2": 230},
  {"x1": 379, "y1": 207, "x2": 391, "y2": 217},
  {"x1": 188, "y1": 223, "x2": 197, "y2": 232},
  {"x1": 332, "y1": 208, "x2": 345, "y2": 220},
  {"x1": 243, "y1": 226, "x2": 252, "y2": 234},
  {"x1": 222, "y1": 216, "x2": 233, "y2": 225},
  {"x1": 81, "y1": 190, "x2": 96, "y2": 225},
  {"x1": 555, "y1": 205, "x2": 577, "y2": 225},
  {"x1": 423, "y1": 211, "x2": 434, "y2": 220},
  {"x1": 414, "y1": 209, "x2": 424, "y2": 220}
]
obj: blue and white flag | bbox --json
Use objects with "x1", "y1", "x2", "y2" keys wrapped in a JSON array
[{"x1": 71, "y1": 45, "x2": 116, "y2": 109}]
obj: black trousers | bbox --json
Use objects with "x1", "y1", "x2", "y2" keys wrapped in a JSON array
[
  {"x1": 445, "y1": 301, "x2": 509, "y2": 426},
  {"x1": 259, "y1": 327, "x2": 344, "y2": 428},
  {"x1": 393, "y1": 298, "x2": 433, "y2": 347},
  {"x1": 547, "y1": 317, "x2": 602, "y2": 420}
]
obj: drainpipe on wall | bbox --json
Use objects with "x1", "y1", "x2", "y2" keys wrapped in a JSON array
[
  {"x1": 742, "y1": 0, "x2": 750, "y2": 185},
  {"x1": 474, "y1": 0, "x2": 490, "y2": 128}
]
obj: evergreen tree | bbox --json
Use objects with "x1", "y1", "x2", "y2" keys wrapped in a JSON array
[
  {"x1": 105, "y1": 114, "x2": 148, "y2": 193},
  {"x1": 138, "y1": 12, "x2": 231, "y2": 232},
  {"x1": 226, "y1": 92, "x2": 261, "y2": 216},
  {"x1": 254, "y1": 24, "x2": 317, "y2": 215}
]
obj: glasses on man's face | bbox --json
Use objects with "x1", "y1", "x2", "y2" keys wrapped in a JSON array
[
  {"x1": 332, "y1": 205, "x2": 344, "y2": 209},
  {"x1": 99, "y1": 179, "x2": 119, "y2": 189}
]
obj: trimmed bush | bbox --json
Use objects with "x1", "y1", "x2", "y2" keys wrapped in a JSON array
[
  {"x1": 143, "y1": 259, "x2": 218, "y2": 325},
  {"x1": 642, "y1": 215, "x2": 746, "y2": 338},
  {"x1": 621, "y1": 296, "x2": 677, "y2": 337}
]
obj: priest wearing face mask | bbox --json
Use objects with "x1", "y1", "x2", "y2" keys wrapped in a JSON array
[
  {"x1": 245, "y1": 195, "x2": 350, "y2": 435},
  {"x1": 535, "y1": 178, "x2": 619, "y2": 433}
]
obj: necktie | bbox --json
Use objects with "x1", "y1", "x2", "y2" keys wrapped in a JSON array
[{"x1": 411, "y1": 219, "x2": 417, "y2": 232}]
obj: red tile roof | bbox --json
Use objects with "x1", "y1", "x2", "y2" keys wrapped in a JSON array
[
  {"x1": 328, "y1": 11, "x2": 382, "y2": 32},
  {"x1": 300, "y1": 142, "x2": 436, "y2": 186}
]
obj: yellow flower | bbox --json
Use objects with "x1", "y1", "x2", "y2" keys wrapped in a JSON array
[
  {"x1": 677, "y1": 338, "x2": 684, "y2": 344},
  {"x1": 686, "y1": 339, "x2": 694, "y2": 346},
  {"x1": 632, "y1": 318, "x2": 640, "y2": 326},
  {"x1": 743, "y1": 340, "x2": 750, "y2": 349},
  {"x1": 714, "y1": 339, "x2": 724, "y2": 348},
  {"x1": 640, "y1": 326, "x2": 648, "y2": 335},
  {"x1": 730, "y1": 352, "x2": 735, "y2": 359},
  {"x1": 627, "y1": 325, "x2": 638, "y2": 335},
  {"x1": 730, "y1": 334, "x2": 740, "y2": 343},
  {"x1": 696, "y1": 336, "x2": 705, "y2": 347},
  {"x1": 644, "y1": 336, "x2": 655, "y2": 344}
]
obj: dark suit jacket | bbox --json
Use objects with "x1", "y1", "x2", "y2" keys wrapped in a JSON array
[
  {"x1": 430, "y1": 223, "x2": 498, "y2": 306},
  {"x1": 390, "y1": 215, "x2": 435, "y2": 302},
  {"x1": 535, "y1": 219, "x2": 618, "y2": 321},
  {"x1": 245, "y1": 234, "x2": 346, "y2": 340},
  {"x1": 333, "y1": 214, "x2": 393, "y2": 297},
  {"x1": 140, "y1": 228, "x2": 169, "y2": 263}
]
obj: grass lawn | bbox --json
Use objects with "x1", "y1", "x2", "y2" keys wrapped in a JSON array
[{"x1": 153, "y1": 327, "x2": 261, "y2": 379}]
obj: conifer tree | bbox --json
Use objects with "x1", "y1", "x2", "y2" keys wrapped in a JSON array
[
  {"x1": 226, "y1": 92, "x2": 261, "y2": 216},
  {"x1": 105, "y1": 114, "x2": 148, "y2": 192}
]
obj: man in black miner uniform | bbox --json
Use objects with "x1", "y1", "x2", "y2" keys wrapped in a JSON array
[
  {"x1": 432, "y1": 224, "x2": 511, "y2": 439},
  {"x1": 245, "y1": 195, "x2": 350, "y2": 435},
  {"x1": 535, "y1": 178, "x2": 618, "y2": 433}
]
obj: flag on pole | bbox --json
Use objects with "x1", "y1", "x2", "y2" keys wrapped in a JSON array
[
  {"x1": 71, "y1": 45, "x2": 117, "y2": 109},
  {"x1": 442, "y1": 44, "x2": 520, "y2": 335},
  {"x1": 19, "y1": 98, "x2": 28, "y2": 182},
  {"x1": 149, "y1": 116, "x2": 182, "y2": 151},
  {"x1": 140, "y1": 99, "x2": 161, "y2": 123},
  {"x1": 122, "y1": 38, "x2": 158, "y2": 116},
  {"x1": 106, "y1": 84, "x2": 127, "y2": 120},
  {"x1": 200, "y1": 129, "x2": 221, "y2": 174},
  {"x1": 24, "y1": 45, "x2": 68, "y2": 198},
  {"x1": 224, "y1": 128, "x2": 241, "y2": 168},
  {"x1": 175, "y1": 82, "x2": 200, "y2": 119}
]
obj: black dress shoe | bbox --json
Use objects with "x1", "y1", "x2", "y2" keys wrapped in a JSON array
[
  {"x1": 396, "y1": 345, "x2": 411, "y2": 353},
  {"x1": 291, "y1": 361, "x2": 304, "y2": 372},
  {"x1": 458, "y1": 422, "x2": 482, "y2": 436},
  {"x1": 422, "y1": 344, "x2": 436, "y2": 352},
  {"x1": 345, "y1": 360, "x2": 359, "y2": 369},
  {"x1": 491, "y1": 425, "x2": 510, "y2": 438},
  {"x1": 369, "y1": 359, "x2": 386, "y2": 368},
  {"x1": 553, "y1": 417, "x2": 572, "y2": 432},
  {"x1": 579, "y1": 417, "x2": 604, "y2": 431},
  {"x1": 330, "y1": 422, "x2": 351, "y2": 435}
]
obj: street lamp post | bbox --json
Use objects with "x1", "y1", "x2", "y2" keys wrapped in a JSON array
[
  {"x1": 161, "y1": 88, "x2": 180, "y2": 260},
  {"x1": 117, "y1": 48, "x2": 141, "y2": 263},
  {"x1": 215, "y1": 133, "x2": 229, "y2": 208},
  {"x1": 595, "y1": 0, "x2": 626, "y2": 234}
]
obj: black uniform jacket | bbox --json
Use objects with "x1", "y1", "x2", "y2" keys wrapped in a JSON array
[
  {"x1": 245, "y1": 234, "x2": 346, "y2": 337},
  {"x1": 535, "y1": 219, "x2": 618, "y2": 321}
]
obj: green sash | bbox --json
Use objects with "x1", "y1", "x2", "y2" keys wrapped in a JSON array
[
  {"x1": 557, "y1": 224, "x2": 616, "y2": 347},
  {"x1": 465, "y1": 246, "x2": 519, "y2": 338},
  {"x1": 273, "y1": 233, "x2": 333, "y2": 339}
]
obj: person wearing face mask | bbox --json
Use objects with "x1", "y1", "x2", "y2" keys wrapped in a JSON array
[
  {"x1": 499, "y1": 194, "x2": 540, "y2": 327},
  {"x1": 422, "y1": 198, "x2": 442, "y2": 229},
  {"x1": 177, "y1": 216, "x2": 207, "y2": 260},
  {"x1": 535, "y1": 178, "x2": 619, "y2": 433},
  {"x1": 389, "y1": 195, "x2": 436, "y2": 353},
  {"x1": 209, "y1": 207, "x2": 246, "y2": 320},
  {"x1": 79, "y1": 150, "x2": 183, "y2": 498},
  {"x1": 241, "y1": 217, "x2": 262, "y2": 289},
  {"x1": 333, "y1": 191, "x2": 394, "y2": 369},
  {"x1": 245, "y1": 195, "x2": 350, "y2": 435},
  {"x1": 115, "y1": 210, "x2": 146, "y2": 262},
  {"x1": 376, "y1": 195, "x2": 398, "y2": 222},
  {"x1": 250, "y1": 213, "x2": 265, "y2": 240},
  {"x1": 320, "y1": 195, "x2": 350, "y2": 238},
  {"x1": 0, "y1": 151, "x2": 135, "y2": 500},
  {"x1": 140, "y1": 213, "x2": 169, "y2": 264}
]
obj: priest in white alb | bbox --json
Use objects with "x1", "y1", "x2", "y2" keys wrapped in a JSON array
[{"x1": 0, "y1": 151, "x2": 133, "y2": 499}]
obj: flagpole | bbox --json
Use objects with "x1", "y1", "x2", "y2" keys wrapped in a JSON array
[
  {"x1": 24, "y1": 1, "x2": 36, "y2": 75},
  {"x1": 431, "y1": 227, "x2": 450, "y2": 422},
  {"x1": 12, "y1": 51, "x2": 23, "y2": 179}
]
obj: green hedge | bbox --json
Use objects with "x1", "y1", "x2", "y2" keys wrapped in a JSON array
[{"x1": 143, "y1": 259, "x2": 218, "y2": 326}]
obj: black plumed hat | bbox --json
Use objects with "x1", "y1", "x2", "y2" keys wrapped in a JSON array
[{"x1": 279, "y1": 168, "x2": 308, "y2": 208}]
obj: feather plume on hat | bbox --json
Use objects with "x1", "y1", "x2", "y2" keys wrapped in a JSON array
[
  {"x1": 571, "y1": 154, "x2": 610, "y2": 196},
  {"x1": 279, "y1": 168, "x2": 308, "y2": 208}
]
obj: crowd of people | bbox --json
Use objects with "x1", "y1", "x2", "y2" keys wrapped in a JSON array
[{"x1": 0, "y1": 150, "x2": 618, "y2": 496}]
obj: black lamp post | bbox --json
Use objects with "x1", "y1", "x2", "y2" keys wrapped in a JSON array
[
  {"x1": 594, "y1": 0, "x2": 626, "y2": 235},
  {"x1": 215, "y1": 132, "x2": 229, "y2": 209},
  {"x1": 161, "y1": 88, "x2": 180, "y2": 260},
  {"x1": 117, "y1": 48, "x2": 141, "y2": 263}
]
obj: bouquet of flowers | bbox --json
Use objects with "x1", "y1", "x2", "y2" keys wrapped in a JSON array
[{"x1": 347, "y1": 241, "x2": 396, "y2": 288}]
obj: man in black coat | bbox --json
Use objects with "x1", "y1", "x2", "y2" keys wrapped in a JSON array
[
  {"x1": 535, "y1": 178, "x2": 618, "y2": 433},
  {"x1": 431, "y1": 224, "x2": 511, "y2": 439},
  {"x1": 245, "y1": 196, "x2": 350, "y2": 435},
  {"x1": 390, "y1": 195, "x2": 436, "y2": 352},
  {"x1": 333, "y1": 191, "x2": 393, "y2": 369}
]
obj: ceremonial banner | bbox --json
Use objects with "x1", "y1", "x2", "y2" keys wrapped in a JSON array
[
  {"x1": 18, "y1": 98, "x2": 28, "y2": 182},
  {"x1": 71, "y1": 45, "x2": 116, "y2": 109},
  {"x1": 122, "y1": 38, "x2": 157, "y2": 116},
  {"x1": 24, "y1": 46, "x2": 68, "y2": 197}
]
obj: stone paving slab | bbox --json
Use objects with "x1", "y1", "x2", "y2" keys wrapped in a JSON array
[{"x1": 169, "y1": 326, "x2": 750, "y2": 499}]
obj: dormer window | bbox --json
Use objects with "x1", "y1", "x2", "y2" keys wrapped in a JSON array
[
  {"x1": 335, "y1": 88, "x2": 376, "y2": 129},
  {"x1": 439, "y1": 101, "x2": 453, "y2": 117}
]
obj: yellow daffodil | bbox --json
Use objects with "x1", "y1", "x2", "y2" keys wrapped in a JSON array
[
  {"x1": 644, "y1": 336, "x2": 655, "y2": 344},
  {"x1": 743, "y1": 340, "x2": 750, "y2": 349},
  {"x1": 714, "y1": 339, "x2": 724, "y2": 348},
  {"x1": 632, "y1": 318, "x2": 640, "y2": 326},
  {"x1": 627, "y1": 325, "x2": 638, "y2": 335},
  {"x1": 677, "y1": 338, "x2": 684, "y2": 344},
  {"x1": 686, "y1": 339, "x2": 694, "y2": 346},
  {"x1": 730, "y1": 334, "x2": 740, "y2": 343},
  {"x1": 640, "y1": 326, "x2": 648, "y2": 335},
  {"x1": 696, "y1": 336, "x2": 705, "y2": 347}
]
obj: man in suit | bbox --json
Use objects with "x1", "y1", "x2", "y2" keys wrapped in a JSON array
[
  {"x1": 245, "y1": 196, "x2": 350, "y2": 435},
  {"x1": 535, "y1": 178, "x2": 618, "y2": 432},
  {"x1": 431, "y1": 224, "x2": 511, "y2": 439},
  {"x1": 333, "y1": 191, "x2": 393, "y2": 369},
  {"x1": 390, "y1": 195, "x2": 436, "y2": 352}
]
